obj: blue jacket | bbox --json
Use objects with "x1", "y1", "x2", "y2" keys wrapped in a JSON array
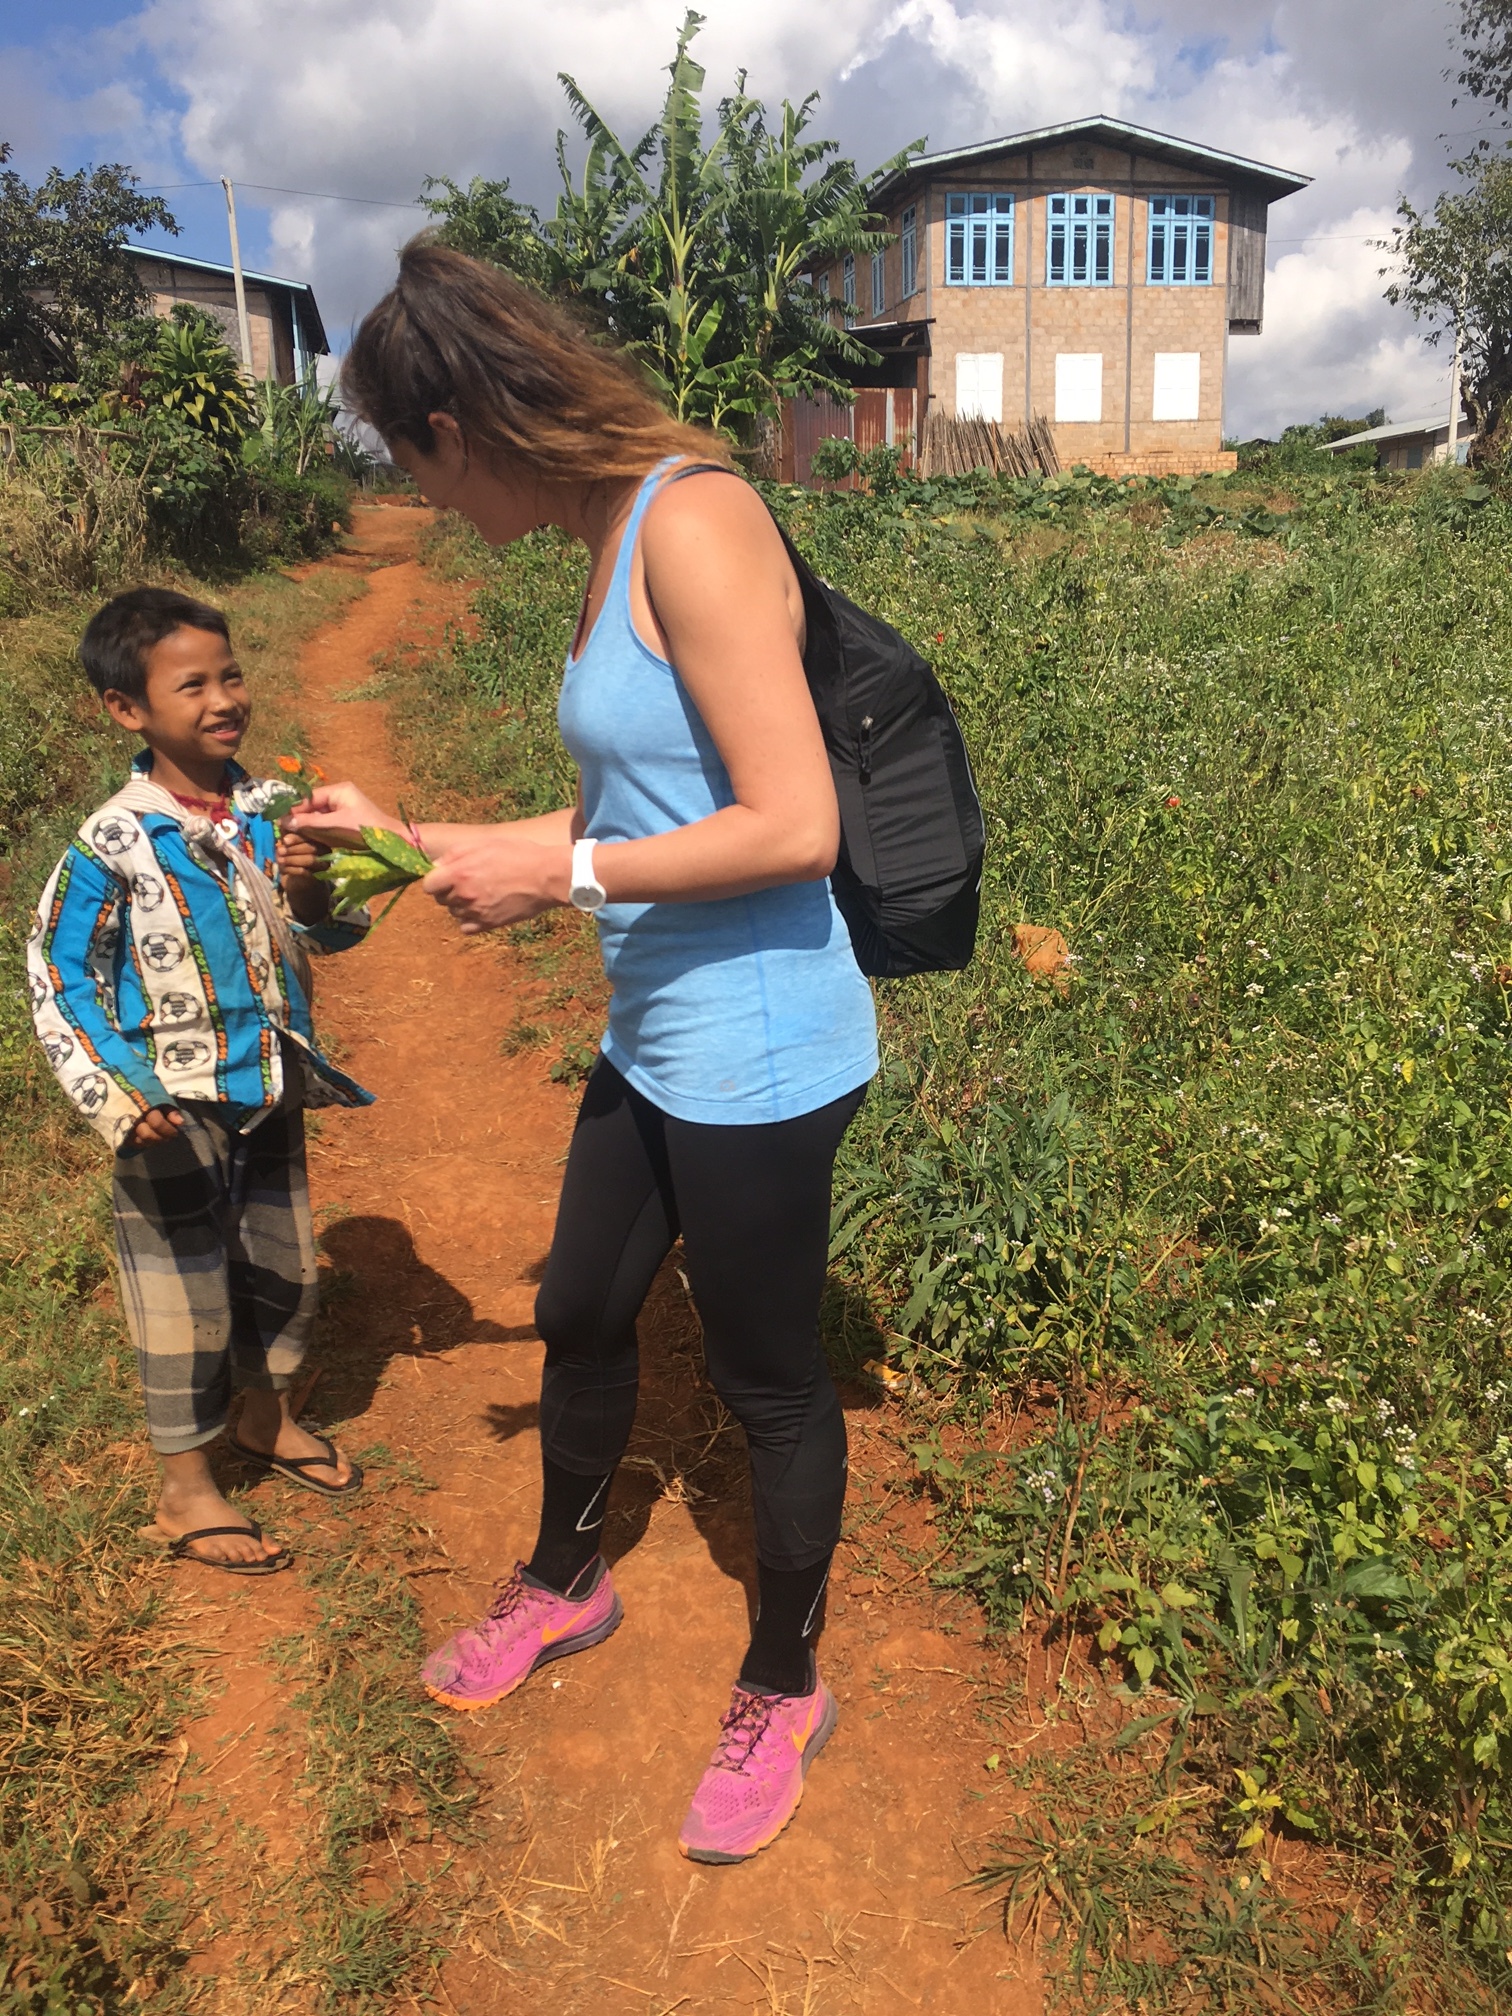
[{"x1": 28, "y1": 753, "x2": 373, "y2": 1149}]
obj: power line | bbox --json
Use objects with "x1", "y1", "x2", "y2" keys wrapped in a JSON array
[{"x1": 139, "y1": 178, "x2": 422, "y2": 210}]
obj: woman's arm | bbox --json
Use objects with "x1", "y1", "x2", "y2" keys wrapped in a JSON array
[
  {"x1": 421, "y1": 806, "x2": 581, "y2": 858},
  {"x1": 420, "y1": 474, "x2": 836, "y2": 933},
  {"x1": 288, "y1": 794, "x2": 580, "y2": 856}
]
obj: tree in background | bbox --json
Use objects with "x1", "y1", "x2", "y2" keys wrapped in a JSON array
[
  {"x1": 1384, "y1": 6, "x2": 1512, "y2": 462},
  {"x1": 418, "y1": 175, "x2": 552, "y2": 290},
  {"x1": 1386, "y1": 156, "x2": 1512, "y2": 460},
  {"x1": 1454, "y1": 0, "x2": 1512, "y2": 113},
  {"x1": 421, "y1": 11, "x2": 919, "y2": 440},
  {"x1": 0, "y1": 144, "x2": 177, "y2": 384}
]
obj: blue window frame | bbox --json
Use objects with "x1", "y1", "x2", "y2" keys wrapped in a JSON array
[
  {"x1": 842, "y1": 251, "x2": 856, "y2": 326},
  {"x1": 1147, "y1": 194, "x2": 1214, "y2": 285},
  {"x1": 871, "y1": 249, "x2": 886, "y2": 319},
  {"x1": 1046, "y1": 192, "x2": 1115, "y2": 286},
  {"x1": 945, "y1": 193, "x2": 1015, "y2": 286},
  {"x1": 900, "y1": 205, "x2": 918, "y2": 297}
]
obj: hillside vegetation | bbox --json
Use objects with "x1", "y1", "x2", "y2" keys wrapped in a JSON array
[{"x1": 406, "y1": 456, "x2": 1512, "y2": 2006}]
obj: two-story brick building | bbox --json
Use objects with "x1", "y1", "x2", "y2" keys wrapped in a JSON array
[{"x1": 791, "y1": 116, "x2": 1309, "y2": 481}]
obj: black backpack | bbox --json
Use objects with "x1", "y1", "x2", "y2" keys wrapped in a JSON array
[{"x1": 671, "y1": 465, "x2": 985, "y2": 978}]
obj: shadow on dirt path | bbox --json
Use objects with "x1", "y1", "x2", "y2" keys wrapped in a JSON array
[{"x1": 169, "y1": 502, "x2": 1054, "y2": 2014}]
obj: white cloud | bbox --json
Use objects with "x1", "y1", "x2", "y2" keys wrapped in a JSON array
[
  {"x1": 1232, "y1": 210, "x2": 1452, "y2": 434},
  {"x1": 17, "y1": 0, "x2": 1483, "y2": 434}
]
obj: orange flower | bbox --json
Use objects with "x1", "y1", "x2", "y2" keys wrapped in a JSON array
[
  {"x1": 277, "y1": 755, "x2": 303, "y2": 775},
  {"x1": 311, "y1": 763, "x2": 327, "y2": 783}
]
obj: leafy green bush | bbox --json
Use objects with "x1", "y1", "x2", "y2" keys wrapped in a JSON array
[
  {"x1": 0, "y1": 378, "x2": 351, "y2": 591},
  {"x1": 144, "y1": 305, "x2": 253, "y2": 444}
]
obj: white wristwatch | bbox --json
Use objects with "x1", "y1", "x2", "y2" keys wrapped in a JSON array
[{"x1": 569, "y1": 836, "x2": 607, "y2": 912}]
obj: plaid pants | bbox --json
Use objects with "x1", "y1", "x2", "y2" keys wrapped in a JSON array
[{"x1": 112, "y1": 1096, "x2": 318, "y2": 1455}]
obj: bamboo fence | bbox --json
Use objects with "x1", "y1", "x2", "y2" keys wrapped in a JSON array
[{"x1": 918, "y1": 412, "x2": 1060, "y2": 480}]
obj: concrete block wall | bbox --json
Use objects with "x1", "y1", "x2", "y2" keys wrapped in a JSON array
[{"x1": 142, "y1": 267, "x2": 297, "y2": 383}]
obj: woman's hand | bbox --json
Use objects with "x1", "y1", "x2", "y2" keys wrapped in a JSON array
[
  {"x1": 421, "y1": 830, "x2": 571, "y2": 934},
  {"x1": 287, "y1": 781, "x2": 400, "y2": 851}
]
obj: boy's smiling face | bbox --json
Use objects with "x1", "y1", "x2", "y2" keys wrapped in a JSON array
[{"x1": 103, "y1": 624, "x2": 252, "y2": 791}]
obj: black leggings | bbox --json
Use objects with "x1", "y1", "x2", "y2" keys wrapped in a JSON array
[{"x1": 534, "y1": 1059, "x2": 866, "y2": 1572}]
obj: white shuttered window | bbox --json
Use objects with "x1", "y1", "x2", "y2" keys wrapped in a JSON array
[
  {"x1": 955, "y1": 352, "x2": 1004, "y2": 423},
  {"x1": 1055, "y1": 353, "x2": 1103, "y2": 423},
  {"x1": 1152, "y1": 352, "x2": 1201, "y2": 420}
]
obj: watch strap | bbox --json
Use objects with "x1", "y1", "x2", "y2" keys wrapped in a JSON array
[{"x1": 570, "y1": 836, "x2": 605, "y2": 910}]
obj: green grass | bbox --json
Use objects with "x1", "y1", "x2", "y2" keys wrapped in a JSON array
[{"x1": 396, "y1": 457, "x2": 1512, "y2": 2004}]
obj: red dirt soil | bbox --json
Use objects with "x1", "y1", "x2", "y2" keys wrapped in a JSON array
[{"x1": 166, "y1": 504, "x2": 1061, "y2": 2014}]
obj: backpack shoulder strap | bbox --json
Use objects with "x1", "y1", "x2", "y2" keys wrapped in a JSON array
[{"x1": 658, "y1": 459, "x2": 835, "y2": 640}]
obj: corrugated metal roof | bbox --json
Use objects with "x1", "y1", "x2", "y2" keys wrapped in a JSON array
[
  {"x1": 126, "y1": 243, "x2": 328, "y2": 354},
  {"x1": 1319, "y1": 412, "x2": 1471, "y2": 450},
  {"x1": 868, "y1": 116, "x2": 1311, "y2": 207}
]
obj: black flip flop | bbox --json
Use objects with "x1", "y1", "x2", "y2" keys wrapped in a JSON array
[
  {"x1": 229, "y1": 1432, "x2": 364, "y2": 1498},
  {"x1": 164, "y1": 1522, "x2": 292, "y2": 1576}
]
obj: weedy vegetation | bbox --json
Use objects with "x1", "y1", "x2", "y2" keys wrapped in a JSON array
[{"x1": 399, "y1": 449, "x2": 1512, "y2": 2007}]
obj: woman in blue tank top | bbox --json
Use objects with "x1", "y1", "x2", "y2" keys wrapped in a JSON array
[{"x1": 296, "y1": 243, "x2": 875, "y2": 1864}]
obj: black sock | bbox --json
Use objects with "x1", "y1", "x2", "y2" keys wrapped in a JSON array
[
  {"x1": 738, "y1": 1555, "x2": 831, "y2": 1697},
  {"x1": 526, "y1": 1457, "x2": 615, "y2": 1595}
]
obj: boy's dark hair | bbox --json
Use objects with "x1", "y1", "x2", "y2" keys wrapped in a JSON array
[{"x1": 79, "y1": 587, "x2": 230, "y2": 702}]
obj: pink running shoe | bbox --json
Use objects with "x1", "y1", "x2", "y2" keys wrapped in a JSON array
[
  {"x1": 421, "y1": 1560, "x2": 622, "y2": 1711},
  {"x1": 678, "y1": 1676, "x2": 838, "y2": 1864}
]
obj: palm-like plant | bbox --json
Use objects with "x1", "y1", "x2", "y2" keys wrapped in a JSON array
[
  {"x1": 250, "y1": 365, "x2": 339, "y2": 475},
  {"x1": 422, "y1": 10, "x2": 921, "y2": 438},
  {"x1": 146, "y1": 307, "x2": 251, "y2": 445}
]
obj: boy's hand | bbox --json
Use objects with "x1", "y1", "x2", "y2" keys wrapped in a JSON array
[
  {"x1": 125, "y1": 1107, "x2": 186, "y2": 1150},
  {"x1": 276, "y1": 831, "x2": 332, "y2": 924}
]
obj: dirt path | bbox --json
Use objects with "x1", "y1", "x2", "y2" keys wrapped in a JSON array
[{"x1": 175, "y1": 504, "x2": 1053, "y2": 2013}]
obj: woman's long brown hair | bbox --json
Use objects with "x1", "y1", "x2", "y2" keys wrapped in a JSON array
[{"x1": 342, "y1": 238, "x2": 733, "y2": 481}]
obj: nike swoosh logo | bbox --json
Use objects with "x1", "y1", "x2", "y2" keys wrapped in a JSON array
[
  {"x1": 540, "y1": 1607, "x2": 591, "y2": 1645},
  {"x1": 575, "y1": 1475, "x2": 611, "y2": 1533}
]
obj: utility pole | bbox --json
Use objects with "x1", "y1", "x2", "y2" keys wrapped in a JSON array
[
  {"x1": 1446, "y1": 275, "x2": 1466, "y2": 467},
  {"x1": 221, "y1": 177, "x2": 254, "y2": 376}
]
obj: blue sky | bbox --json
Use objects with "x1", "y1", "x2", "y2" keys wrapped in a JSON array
[{"x1": 0, "y1": 0, "x2": 1486, "y2": 434}]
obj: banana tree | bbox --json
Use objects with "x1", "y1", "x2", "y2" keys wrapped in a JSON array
[
  {"x1": 421, "y1": 9, "x2": 923, "y2": 439},
  {"x1": 549, "y1": 10, "x2": 919, "y2": 434}
]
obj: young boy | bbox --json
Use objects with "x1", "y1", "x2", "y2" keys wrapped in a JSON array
[{"x1": 28, "y1": 587, "x2": 374, "y2": 1575}]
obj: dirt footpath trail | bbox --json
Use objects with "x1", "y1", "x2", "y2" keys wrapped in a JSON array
[{"x1": 181, "y1": 503, "x2": 1056, "y2": 2013}]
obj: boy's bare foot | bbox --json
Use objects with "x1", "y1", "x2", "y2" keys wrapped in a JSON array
[
  {"x1": 155, "y1": 1457, "x2": 285, "y2": 1566},
  {"x1": 234, "y1": 1389, "x2": 357, "y2": 1490}
]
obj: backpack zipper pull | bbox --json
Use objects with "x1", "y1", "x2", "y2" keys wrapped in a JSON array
[{"x1": 858, "y1": 715, "x2": 874, "y2": 785}]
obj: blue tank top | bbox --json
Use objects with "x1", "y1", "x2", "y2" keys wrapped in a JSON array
[{"x1": 557, "y1": 460, "x2": 877, "y2": 1125}]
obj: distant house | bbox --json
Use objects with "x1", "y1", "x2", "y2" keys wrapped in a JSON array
[
  {"x1": 1318, "y1": 410, "x2": 1475, "y2": 470},
  {"x1": 791, "y1": 116, "x2": 1310, "y2": 484},
  {"x1": 125, "y1": 245, "x2": 329, "y2": 386}
]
